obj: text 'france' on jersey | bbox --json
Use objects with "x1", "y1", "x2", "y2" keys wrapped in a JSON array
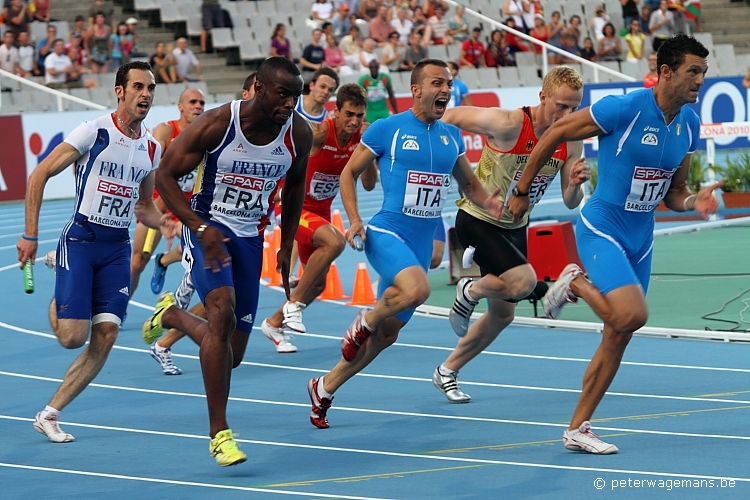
[
  {"x1": 65, "y1": 113, "x2": 160, "y2": 234},
  {"x1": 193, "y1": 100, "x2": 297, "y2": 237}
]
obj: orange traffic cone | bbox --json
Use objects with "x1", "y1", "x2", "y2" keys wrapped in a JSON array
[
  {"x1": 261, "y1": 242, "x2": 273, "y2": 280},
  {"x1": 331, "y1": 209, "x2": 346, "y2": 233},
  {"x1": 271, "y1": 225, "x2": 282, "y2": 252},
  {"x1": 318, "y1": 262, "x2": 349, "y2": 300},
  {"x1": 347, "y1": 262, "x2": 376, "y2": 306}
]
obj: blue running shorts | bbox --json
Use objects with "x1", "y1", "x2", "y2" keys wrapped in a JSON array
[
  {"x1": 576, "y1": 215, "x2": 653, "y2": 296},
  {"x1": 182, "y1": 224, "x2": 263, "y2": 333},
  {"x1": 365, "y1": 224, "x2": 432, "y2": 323},
  {"x1": 55, "y1": 240, "x2": 130, "y2": 321}
]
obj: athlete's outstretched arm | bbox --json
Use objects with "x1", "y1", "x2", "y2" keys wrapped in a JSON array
[
  {"x1": 17, "y1": 143, "x2": 81, "y2": 266},
  {"x1": 340, "y1": 143, "x2": 378, "y2": 246},
  {"x1": 152, "y1": 122, "x2": 175, "y2": 154},
  {"x1": 442, "y1": 106, "x2": 516, "y2": 140},
  {"x1": 278, "y1": 114, "x2": 313, "y2": 298},
  {"x1": 507, "y1": 108, "x2": 602, "y2": 223},
  {"x1": 452, "y1": 154, "x2": 504, "y2": 219},
  {"x1": 134, "y1": 170, "x2": 176, "y2": 249},
  {"x1": 558, "y1": 140, "x2": 590, "y2": 209}
]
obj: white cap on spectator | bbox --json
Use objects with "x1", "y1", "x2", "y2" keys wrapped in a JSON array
[{"x1": 126, "y1": 17, "x2": 139, "y2": 25}]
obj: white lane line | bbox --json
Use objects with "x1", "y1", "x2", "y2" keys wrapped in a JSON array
[
  {"x1": 0, "y1": 462, "x2": 394, "y2": 500},
  {"x1": 1, "y1": 416, "x2": 749, "y2": 483},
  {"x1": 2, "y1": 320, "x2": 750, "y2": 405},
  {"x1": 2, "y1": 374, "x2": 749, "y2": 441},
  {"x1": 0, "y1": 228, "x2": 64, "y2": 240},
  {"x1": 0, "y1": 238, "x2": 58, "y2": 251}
]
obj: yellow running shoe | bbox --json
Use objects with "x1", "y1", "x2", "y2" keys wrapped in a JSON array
[
  {"x1": 142, "y1": 292, "x2": 176, "y2": 344},
  {"x1": 209, "y1": 429, "x2": 247, "y2": 467}
]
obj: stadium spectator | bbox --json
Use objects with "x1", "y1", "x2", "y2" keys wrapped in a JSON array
[
  {"x1": 200, "y1": 0, "x2": 225, "y2": 53},
  {"x1": 300, "y1": 29, "x2": 327, "y2": 74},
  {"x1": 32, "y1": 0, "x2": 52, "y2": 23},
  {"x1": 150, "y1": 41, "x2": 178, "y2": 83},
  {"x1": 339, "y1": 24, "x2": 362, "y2": 68},
  {"x1": 87, "y1": 0, "x2": 115, "y2": 30},
  {"x1": 681, "y1": 0, "x2": 703, "y2": 32},
  {"x1": 597, "y1": 22, "x2": 621, "y2": 61},
  {"x1": 173, "y1": 36, "x2": 202, "y2": 82},
  {"x1": 621, "y1": 0, "x2": 640, "y2": 31},
  {"x1": 428, "y1": 4, "x2": 452, "y2": 45},
  {"x1": 459, "y1": 26, "x2": 486, "y2": 68},
  {"x1": 639, "y1": 5, "x2": 652, "y2": 34},
  {"x1": 505, "y1": 17, "x2": 530, "y2": 53},
  {"x1": 411, "y1": 6, "x2": 432, "y2": 43},
  {"x1": 559, "y1": 31, "x2": 580, "y2": 63},
  {"x1": 580, "y1": 36, "x2": 597, "y2": 61},
  {"x1": 65, "y1": 46, "x2": 97, "y2": 88},
  {"x1": 331, "y1": 3, "x2": 352, "y2": 40},
  {"x1": 320, "y1": 21, "x2": 334, "y2": 48},
  {"x1": 325, "y1": 33, "x2": 355, "y2": 75},
  {"x1": 624, "y1": 18, "x2": 646, "y2": 61},
  {"x1": 649, "y1": 0, "x2": 673, "y2": 52},
  {"x1": 369, "y1": 5, "x2": 392, "y2": 45},
  {"x1": 358, "y1": 38, "x2": 381, "y2": 73},
  {"x1": 423, "y1": 0, "x2": 450, "y2": 18},
  {"x1": 381, "y1": 31, "x2": 404, "y2": 72},
  {"x1": 589, "y1": 6, "x2": 611, "y2": 42},
  {"x1": 449, "y1": 4, "x2": 470, "y2": 43},
  {"x1": 446, "y1": 61, "x2": 472, "y2": 108},
  {"x1": 546, "y1": 10, "x2": 565, "y2": 64},
  {"x1": 86, "y1": 12, "x2": 111, "y2": 74},
  {"x1": 529, "y1": 14, "x2": 548, "y2": 55},
  {"x1": 17, "y1": 31, "x2": 38, "y2": 76},
  {"x1": 110, "y1": 22, "x2": 133, "y2": 68},
  {"x1": 400, "y1": 29, "x2": 427, "y2": 70},
  {"x1": 312, "y1": 0, "x2": 335, "y2": 25},
  {"x1": 359, "y1": 0, "x2": 380, "y2": 22},
  {"x1": 126, "y1": 17, "x2": 147, "y2": 57},
  {"x1": 70, "y1": 15, "x2": 88, "y2": 46},
  {"x1": 37, "y1": 24, "x2": 57, "y2": 75},
  {"x1": 643, "y1": 51, "x2": 658, "y2": 88},
  {"x1": 44, "y1": 38, "x2": 72, "y2": 87},
  {"x1": 65, "y1": 31, "x2": 88, "y2": 67},
  {"x1": 270, "y1": 23, "x2": 293, "y2": 61},
  {"x1": 4, "y1": 0, "x2": 31, "y2": 40},
  {"x1": 485, "y1": 29, "x2": 511, "y2": 67},
  {"x1": 391, "y1": 5, "x2": 413, "y2": 45},
  {"x1": 0, "y1": 31, "x2": 21, "y2": 75},
  {"x1": 503, "y1": 0, "x2": 530, "y2": 34},
  {"x1": 742, "y1": 64, "x2": 750, "y2": 89}
]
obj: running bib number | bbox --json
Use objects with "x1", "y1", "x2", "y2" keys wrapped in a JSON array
[
  {"x1": 402, "y1": 171, "x2": 450, "y2": 218},
  {"x1": 507, "y1": 170, "x2": 556, "y2": 206},
  {"x1": 212, "y1": 173, "x2": 276, "y2": 220},
  {"x1": 309, "y1": 172, "x2": 340, "y2": 201},
  {"x1": 88, "y1": 179, "x2": 136, "y2": 228},
  {"x1": 625, "y1": 166, "x2": 674, "y2": 212}
]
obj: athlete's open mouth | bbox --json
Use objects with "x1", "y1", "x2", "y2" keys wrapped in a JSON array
[
  {"x1": 434, "y1": 98, "x2": 448, "y2": 112},
  {"x1": 137, "y1": 100, "x2": 149, "y2": 110}
]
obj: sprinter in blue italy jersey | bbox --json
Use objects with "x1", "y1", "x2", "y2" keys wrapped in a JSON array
[
  {"x1": 305, "y1": 59, "x2": 504, "y2": 429},
  {"x1": 507, "y1": 35, "x2": 721, "y2": 454}
]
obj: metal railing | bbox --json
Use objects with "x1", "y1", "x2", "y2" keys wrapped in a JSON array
[
  {"x1": 443, "y1": 0, "x2": 637, "y2": 84},
  {"x1": 0, "y1": 68, "x2": 107, "y2": 113}
]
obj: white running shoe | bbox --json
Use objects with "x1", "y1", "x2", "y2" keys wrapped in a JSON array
[
  {"x1": 432, "y1": 367, "x2": 471, "y2": 403},
  {"x1": 33, "y1": 412, "x2": 75, "y2": 443},
  {"x1": 174, "y1": 272, "x2": 195, "y2": 310},
  {"x1": 282, "y1": 301, "x2": 306, "y2": 333},
  {"x1": 43, "y1": 250, "x2": 57, "y2": 270},
  {"x1": 542, "y1": 264, "x2": 582, "y2": 319},
  {"x1": 449, "y1": 278, "x2": 478, "y2": 337},
  {"x1": 563, "y1": 421, "x2": 619, "y2": 454},
  {"x1": 150, "y1": 343, "x2": 182, "y2": 375},
  {"x1": 261, "y1": 319, "x2": 297, "y2": 353}
]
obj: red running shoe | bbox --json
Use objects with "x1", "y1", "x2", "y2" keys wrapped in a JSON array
[
  {"x1": 307, "y1": 377, "x2": 333, "y2": 429},
  {"x1": 341, "y1": 308, "x2": 373, "y2": 361}
]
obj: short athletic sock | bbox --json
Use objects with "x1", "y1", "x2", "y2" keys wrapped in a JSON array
[
  {"x1": 40, "y1": 405, "x2": 60, "y2": 420},
  {"x1": 463, "y1": 281, "x2": 478, "y2": 304},
  {"x1": 359, "y1": 314, "x2": 373, "y2": 333},
  {"x1": 316, "y1": 376, "x2": 334, "y2": 400},
  {"x1": 154, "y1": 341, "x2": 167, "y2": 351},
  {"x1": 438, "y1": 364, "x2": 456, "y2": 377}
]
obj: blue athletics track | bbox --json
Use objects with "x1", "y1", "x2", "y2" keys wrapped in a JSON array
[{"x1": 1, "y1": 190, "x2": 749, "y2": 500}]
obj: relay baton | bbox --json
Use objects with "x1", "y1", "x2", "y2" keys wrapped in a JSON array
[
  {"x1": 23, "y1": 259, "x2": 34, "y2": 294},
  {"x1": 143, "y1": 228, "x2": 157, "y2": 255}
]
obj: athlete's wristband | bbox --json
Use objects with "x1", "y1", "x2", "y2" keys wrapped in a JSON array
[
  {"x1": 682, "y1": 194, "x2": 697, "y2": 211},
  {"x1": 21, "y1": 235, "x2": 38, "y2": 241},
  {"x1": 196, "y1": 224, "x2": 208, "y2": 241}
]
